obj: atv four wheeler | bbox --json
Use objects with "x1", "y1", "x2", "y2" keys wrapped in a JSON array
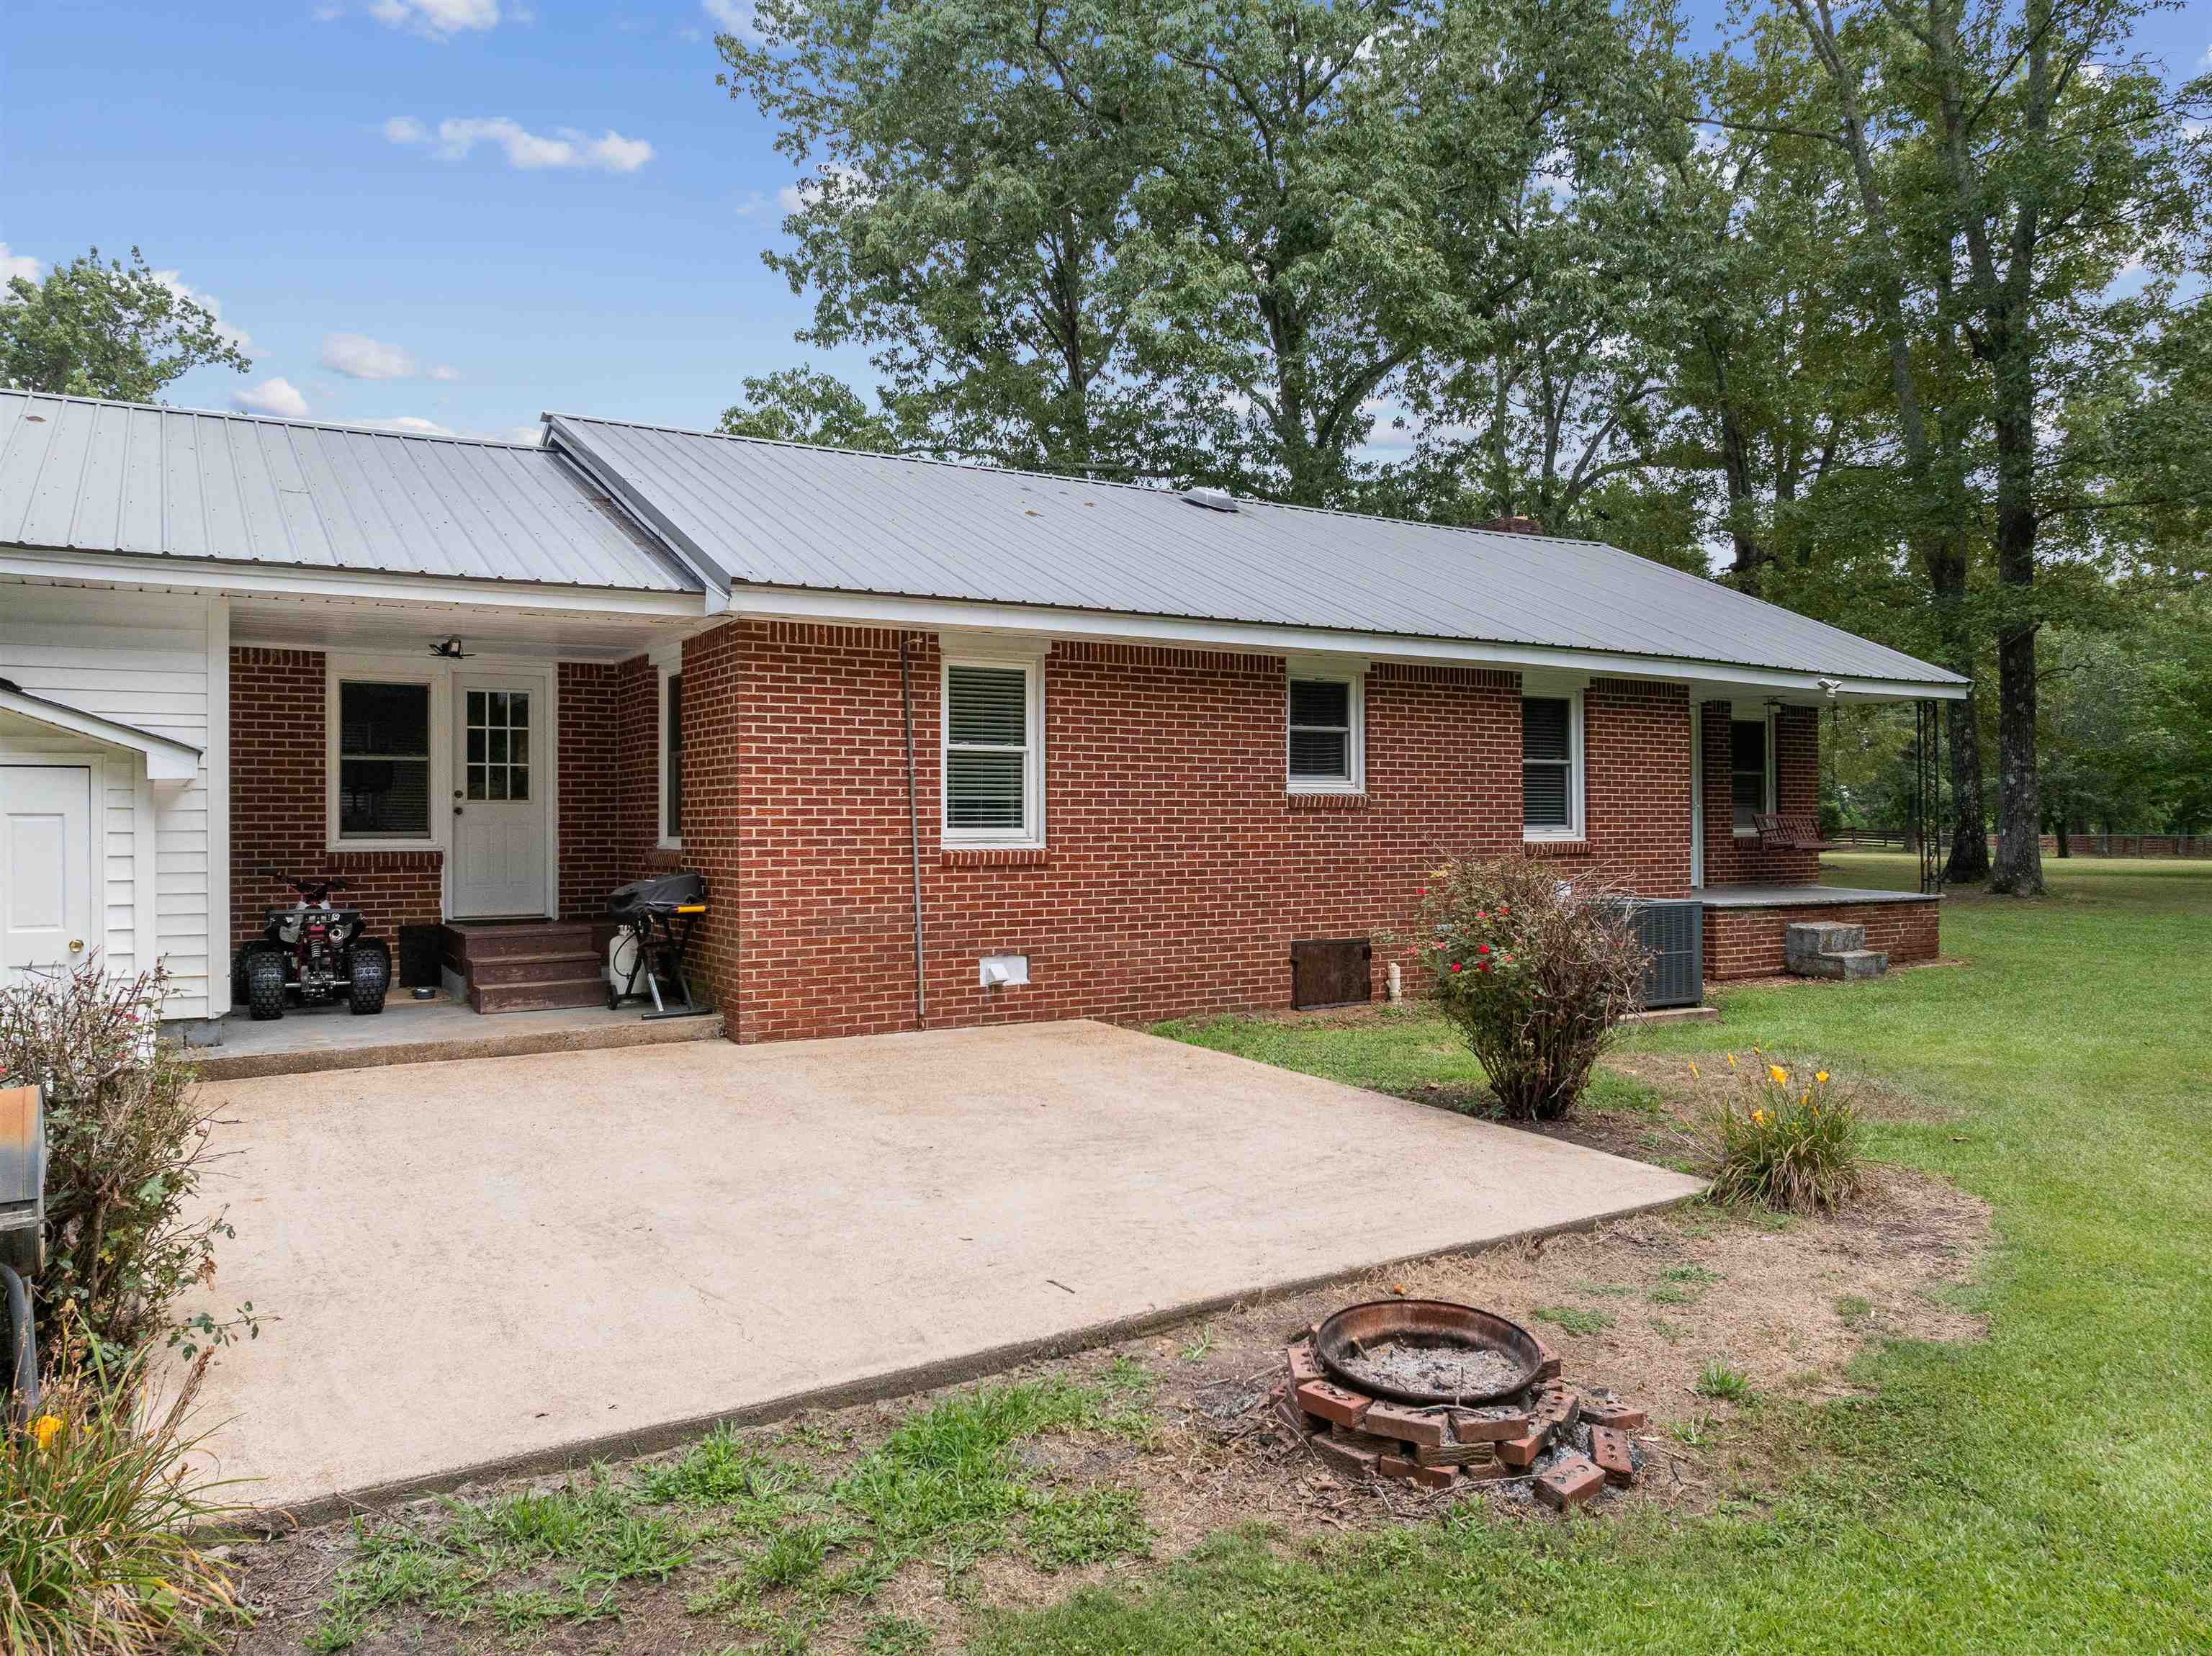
[{"x1": 234, "y1": 870, "x2": 390, "y2": 1020}]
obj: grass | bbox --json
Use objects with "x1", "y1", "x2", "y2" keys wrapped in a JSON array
[
  {"x1": 1531, "y1": 1305, "x2": 1615, "y2": 1335},
  {"x1": 312, "y1": 1372, "x2": 1159, "y2": 1650},
  {"x1": 1694, "y1": 1362, "x2": 1755, "y2": 1403},
  {"x1": 978, "y1": 854, "x2": 2212, "y2": 1655}
]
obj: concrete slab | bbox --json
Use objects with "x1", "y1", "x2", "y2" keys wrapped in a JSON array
[
  {"x1": 180, "y1": 1021, "x2": 1701, "y2": 1517},
  {"x1": 194, "y1": 996, "x2": 724, "y2": 1080}
]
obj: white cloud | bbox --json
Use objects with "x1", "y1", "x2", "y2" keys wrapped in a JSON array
[
  {"x1": 367, "y1": 0, "x2": 500, "y2": 35},
  {"x1": 376, "y1": 415, "x2": 457, "y2": 436},
  {"x1": 732, "y1": 189, "x2": 772, "y2": 218},
  {"x1": 320, "y1": 331, "x2": 457, "y2": 382},
  {"x1": 778, "y1": 163, "x2": 869, "y2": 216},
  {"x1": 152, "y1": 268, "x2": 253, "y2": 354},
  {"x1": 502, "y1": 423, "x2": 545, "y2": 446},
  {"x1": 387, "y1": 115, "x2": 655, "y2": 173},
  {"x1": 233, "y1": 378, "x2": 310, "y2": 419},
  {"x1": 0, "y1": 243, "x2": 40, "y2": 287},
  {"x1": 702, "y1": 0, "x2": 761, "y2": 40}
]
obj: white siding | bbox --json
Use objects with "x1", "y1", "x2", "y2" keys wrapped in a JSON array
[{"x1": 0, "y1": 582, "x2": 218, "y2": 1018}]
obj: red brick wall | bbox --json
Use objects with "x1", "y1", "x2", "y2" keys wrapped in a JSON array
[
  {"x1": 1705, "y1": 899, "x2": 1940, "y2": 981},
  {"x1": 557, "y1": 661, "x2": 620, "y2": 920},
  {"x1": 1699, "y1": 701, "x2": 1822, "y2": 886},
  {"x1": 680, "y1": 622, "x2": 1712, "y2": 1044},
  {"x1": 229, "y1": 647, "x2": 444, "y2": 953}
]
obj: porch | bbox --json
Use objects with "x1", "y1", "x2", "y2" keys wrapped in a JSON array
[
  {"x1": 1698, "y1": 879, "x2": 1941, "y2": 981},
  {"x1": 198, "y1": 991, "x2": 723, "y2": 1080}
]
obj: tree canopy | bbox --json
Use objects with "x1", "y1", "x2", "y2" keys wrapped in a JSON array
[{"x1": 0, "y1": 246, "x2": 251, "y2": 403}]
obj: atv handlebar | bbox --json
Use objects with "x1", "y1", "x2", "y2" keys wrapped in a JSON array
[{"x1": 258, "y1": 867, "x2": 352, "y2": 898}]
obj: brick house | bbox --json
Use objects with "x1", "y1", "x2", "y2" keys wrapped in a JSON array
[{"x1": 0, "y1": 390, "x2": 1958, "y2": 1040}]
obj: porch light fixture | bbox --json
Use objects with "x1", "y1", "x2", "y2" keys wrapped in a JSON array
[{"x1": 429, "y1": 636, "x2": 475, "y2": 660}]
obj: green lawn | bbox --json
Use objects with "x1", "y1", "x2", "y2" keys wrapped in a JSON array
[{"x1": 980, "y1": 855, "x2": 2212, "y2": 1655}]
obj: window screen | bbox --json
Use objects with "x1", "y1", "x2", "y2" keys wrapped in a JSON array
[
  {"x1": 663, "y1": 672, "x2": 683, "y2": 837},
  {"x1": 1732, "y1": 719, "x2": 1769, "y2": 832},
  {"x1": 945, "y1": 665, "x2": 1033, "y2": 833},
  {"x1": 1287, "y1": 679, "x2": 1353, "y2": 783},
  {"x1": 338, "y1": 681, "x2": 431, "y2": 838},
  {"x1": 1522, "y1": 696, "x2": 1573, "y2": 830}
]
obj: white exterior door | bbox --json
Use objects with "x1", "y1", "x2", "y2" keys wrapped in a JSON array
[
  {"x1": 0, "y1": 767, "x2": 93, "y2": 984},
  {"x1": 449, "y1": 675, "x2": 549, "y2": 918}
]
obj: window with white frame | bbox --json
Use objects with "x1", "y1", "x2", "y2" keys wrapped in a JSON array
[
  {"x1": 943, "y1": 658, "x2": 1042, "y2": 845},
  {"x1": 1731, "y1": 716, "x2": 1773, "y2": 834},
  {"x1": 336, "y1": 680, "x2": 432, "y2": 840},
  {"x1": 1287, "y1": 672, "x2": 1363, "y2": 792},
  {"x1": 659, "y1": 668, "x2": 684, "y2": 845},
  {"x1": 1521, "y1": 693, "x2": 1583, "y2": 837}
]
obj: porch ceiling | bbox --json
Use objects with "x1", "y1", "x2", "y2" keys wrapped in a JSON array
[{"x1": 228, "y1": 593, "x2": 700, "y2": 662}]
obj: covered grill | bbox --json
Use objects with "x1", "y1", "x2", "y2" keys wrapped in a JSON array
[{"x1": 607, "y1": 871, "x2": 709, "y2": 1018}]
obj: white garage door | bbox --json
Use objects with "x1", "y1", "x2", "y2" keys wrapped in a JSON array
[{"x1": 1, "y1": 767, "x2": 92, "y2": 986}]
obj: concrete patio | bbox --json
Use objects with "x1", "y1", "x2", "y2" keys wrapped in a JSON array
[
  {"x1": 181, "y1": 1021, "x2": 1702, "y2": 1518},
  {"x1": 192, "y1": 994, "x2": 724, "y2": 1079}
]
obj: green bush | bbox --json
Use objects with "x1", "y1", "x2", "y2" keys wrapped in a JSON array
[
  {"x1": 0, "y1": 962, "x2": 251, "y2": 1364},
  {"x1": 1699, "y1": 1054, "x2": 1867, "y2": 1212},
  {"x1": 1407, "y1": 858, "x2": 1647, "y2": 1120},
  {"x1": 0, "y1": 1341, "x2": 241, "y2": 1653}
]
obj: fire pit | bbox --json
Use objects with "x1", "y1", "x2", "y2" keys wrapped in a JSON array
[
  {"x1": 1314, "y1": 1299, "x2": 1545, "y2": 1406},
  {"x1": 1267, "y1": 1297, "x2": 1651, "y2": 1512}
]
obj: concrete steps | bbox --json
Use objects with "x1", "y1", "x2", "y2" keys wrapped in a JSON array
[
  {"x1": 1784, "y1": 921, "x2": 1888, "y2": 981},
  {"x1": 444, "y1": 921, "x2": 606, "y2": 1014}
]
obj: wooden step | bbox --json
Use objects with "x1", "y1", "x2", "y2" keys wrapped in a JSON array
[
  {"x1": 442, "y1": 922, "x2": 598, "y2": 965},
  {"x1": 467, "y1": 952, "x2": 605, "y2": 989},
  {"x1": 469, "y1": 976, "x2": 607, "y2": 1014}
]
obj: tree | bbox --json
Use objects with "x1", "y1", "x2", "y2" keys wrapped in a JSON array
[
  {"x1": 719, "y1": 366, "x2": 901, "y2": 449},
  {"x1": 0, "y1": 246, "x2": 250, "y2": 402},
  {"x1": 1761, "y1": 0, "x2": 2206, "y2": 894}
]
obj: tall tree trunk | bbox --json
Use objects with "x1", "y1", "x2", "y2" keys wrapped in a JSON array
[{"x1": 1987, "y1": 356, "x2": 2045, "y2": 894}]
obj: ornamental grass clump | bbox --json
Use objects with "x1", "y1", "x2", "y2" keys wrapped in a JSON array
[
  {"x1": 1410, "y1": 859, "x2": 1648, "y2": 1120},
  {"x1": 1699, "y1": 1053, "x2": 1866, "y2": 1213}
]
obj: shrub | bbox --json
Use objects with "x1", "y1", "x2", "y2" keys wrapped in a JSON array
[
  {"x1": 1408, "y1": 858, "x2": 1648, "y2": 1120},
  {"x1": 1699, "y1": 1054, "x2": 1867, "y2": 1213},
  {"x1": 0, "y1": 961, "x2": 251, "y2": 1364},
  {"x1": 0, "y1": 1341, "x2": 241, "y2": 1653}
]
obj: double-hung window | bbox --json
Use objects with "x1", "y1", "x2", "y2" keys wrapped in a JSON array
[
  {"x1": 1287, "y1": 669, "x2": 1364, "y2": 793},
  {"x1": 1522, "y1": 692, "x2": 1583, "y2": 838},
  {"x1": 660, "y1": 669, "x2": 684, "y2": 846},
  {"x1": 1731, "y1": 716, "x2": 1772, "y2": 834},
  {"x1": 943, "y1": 657, "x2": 1043, "y2": 846},
  {"x1": 336, "y1": 680, "x2": 432, "y2": 840}
]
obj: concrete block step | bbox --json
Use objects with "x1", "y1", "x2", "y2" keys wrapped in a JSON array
[
  {"x1": 467, "y1": 953, "x2": 605, "y2": 989},
  {"x1": 468, "y1": 977, "x2": 607, "y2": 1014},
  {"x1": 1796, "y1": 948, "x2": 1888, "y2": 981},
  {"x1": 1785, "y1": 920, "x2": 1867, "y2": 973}
]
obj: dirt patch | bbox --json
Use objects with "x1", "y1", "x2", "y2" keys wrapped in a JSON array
[{"x1": 225, "y1": 1146, "x2": 1987, "y2": 1656}]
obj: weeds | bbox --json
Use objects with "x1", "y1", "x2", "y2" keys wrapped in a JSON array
[
  {"x1": 1699, "y1": 1056, "x2": 1866, "y2": 1213},
  {"x1": 1694, "y1": 1362, "x2": 1755, "y2": 1403},
  {"x1": 1532, "y1": 1305, "x2": 1615, "y2": 1335}
]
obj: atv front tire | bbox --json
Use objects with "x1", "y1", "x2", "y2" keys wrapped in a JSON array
[
  {"x1": 246, "y1": 950, "x2": 288, "y2": 1021},
  {"x1": 348, "y1": 944, "x2": 390, "y2": 1015}
]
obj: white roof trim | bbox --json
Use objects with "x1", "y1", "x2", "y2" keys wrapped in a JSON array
[
  {"x1": 0, "y1": 683, "x2": 202, "y2": 780},
  {"x1": 725, "y1": 585, "x2": 1970, "y2": 703}
]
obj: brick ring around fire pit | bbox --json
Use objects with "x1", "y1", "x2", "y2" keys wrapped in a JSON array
[{"x1": 1268, "y1": 1299, "x2": 1650, "y2": 1510}]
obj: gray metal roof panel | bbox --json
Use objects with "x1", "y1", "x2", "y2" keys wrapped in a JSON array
[
  {"x1": 0, "y1": 390, "x2": 701, "y2": 594},
  {"x1": 549, "y1": 413, "x2": 1963, "y2": 685}
]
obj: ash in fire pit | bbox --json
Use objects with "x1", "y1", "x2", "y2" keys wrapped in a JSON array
[
  {"x1": 1267, "y1": 1298, "x2": 1652, "y2": 1513},
  {"x1": 1331, "y1": 1340, "x2": 1527, "y2": 1402}
]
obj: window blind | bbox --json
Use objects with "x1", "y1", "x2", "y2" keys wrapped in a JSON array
[{"x1": 945, "y1": 665, "x2": 1031, "y2": 832}]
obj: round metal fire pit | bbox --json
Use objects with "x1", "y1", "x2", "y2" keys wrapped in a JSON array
[{"x1": 1313, "y1": 1299, "x2": 1545, "y2": 1407}]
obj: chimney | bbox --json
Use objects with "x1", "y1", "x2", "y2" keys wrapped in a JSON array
[{"x1": 1474, "y1": 515, "x2": 1543, "y2": 534}]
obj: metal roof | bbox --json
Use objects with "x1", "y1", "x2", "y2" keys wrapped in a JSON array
[
  {"x1": 549, "y1": 413, "x2": 1964, "y2": 689},
  {"x1": 0, "y1": 390, "x2": 701, "y2": 593}
]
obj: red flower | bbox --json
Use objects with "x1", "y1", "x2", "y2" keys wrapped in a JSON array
[
  {"x1": 1476, "y1": 943, "x2": 1491, "y2": 955},
  {"x1": 1449, "y1": 962, "x2": 1462, "y2": 973},
  {"x1": 1475, "y1": 909, "x2": 1489, "y2": 920},
  {"x1": 1418, "y1": 887, "x2": 1429, "y2": 896},
  {"x1": 1477, "y1": 960, "x2": 1493, "y2": 973}
]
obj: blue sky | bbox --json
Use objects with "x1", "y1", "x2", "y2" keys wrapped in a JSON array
[{"x1": 4, "y1": 1, "x2": 2204, "y2": 446}]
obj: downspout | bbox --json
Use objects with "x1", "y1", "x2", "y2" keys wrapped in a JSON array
[{"x1": 899, "y1": 634, "x2": 927, "y2": 1030}]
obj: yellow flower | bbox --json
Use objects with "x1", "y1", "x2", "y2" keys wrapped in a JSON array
[
  {"x1": 1688, "y1": 1061, "x2": 1700, "y2": 1079},
  {"x1": 1768, "y1": 1064, "x2": 1789, "y2": 1087},
  {"x1": 30, "y1": 1416, "x2": 60, "y2": 1451},
  {"x1": 1815, "y1": 1071, "x2": 1830, "y2": 1084},
  {"x1": 1725, "y1": 1053, "x2": 1737, "y2": 1071},
  {"x1": 1802, "y1": 1090, "x2": 1812, "y2": 1106},
  {"x1": 1751, "y1": 1109, "x2": 1768, "y2": 1124}
]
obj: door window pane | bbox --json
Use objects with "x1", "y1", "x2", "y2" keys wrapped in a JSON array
[{"x1": 464, "y1": 688, "x2": 531, "y2": 813}]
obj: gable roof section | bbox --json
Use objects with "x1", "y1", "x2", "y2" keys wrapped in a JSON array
[
  {"x1": 0, "y1": 678, "x2": 201, "y2": 780},
  {"x1": 0, "y1": 390, "x2": 701, "y2": 593},
  {"x1": 547, "y1": 413, "x2": 1964, "y2": 693}
]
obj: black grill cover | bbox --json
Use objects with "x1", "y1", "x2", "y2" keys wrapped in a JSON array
[{"x1": 608, "y1": 870, "x2": 706, "y2": 921}]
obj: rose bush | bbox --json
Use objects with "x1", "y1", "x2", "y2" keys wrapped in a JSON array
[{"x1": 1408, "y1": 858, "x2": 1648, "y2": 1120}]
